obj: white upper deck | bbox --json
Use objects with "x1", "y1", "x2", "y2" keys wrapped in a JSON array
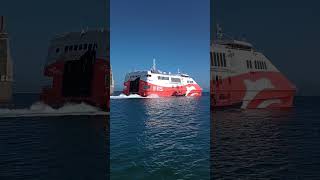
[
  {"x1": 210, "y1": 25, "x2": 279, "y2": 78},
  {"x1": 46, "y1": 29, "x2": 109, "y2": 65},
  {"x1": 124, "y1": 60, "x2": 199, "y2": 87}
]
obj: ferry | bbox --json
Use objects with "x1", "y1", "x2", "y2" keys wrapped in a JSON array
[
  {"x1": 0, "y1": 16, "x2": 13, "y2": 103},
  {"x1": 210, "y1": 26, "x2": 296, "y2": 109},
  {"x1": 123, "y1": 60, "x2": 202, "y2": 97},
  {"x1": 40, "y1": 29, "x2": 111, "y2": 111}
]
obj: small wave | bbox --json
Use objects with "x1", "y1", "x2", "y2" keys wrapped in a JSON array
[
  {"x1": 110, "y1": 94, "x2": 159, "y2": 99},
  {"x1": 0, "y1": 102, "x2": 108, "y2": 118}
]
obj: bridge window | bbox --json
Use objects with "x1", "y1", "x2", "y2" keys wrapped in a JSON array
[
  {"x1": 74, "y1": 45, "x2": 78, "y2": 51},
  {"x1": 171, "y1": 77, "x2": 181, "y2": 83},
  {"x1": 64, "y1": 46, "x2": 68, "y2": 52},
  {"x1": 56, "y1": 48, "x2": 60, "y2": 53},
  {"x1": 222, "y1": 53, "x2": 226, "y2": 67},
  {"x1": 83, "y1": 44, "x2": 88, "y2": 50},
  {"x1": 68, "y1": 46, "x2": 73, "y2": 51},
  {"x1": 214, "y1": 53, "x2": 218, "y2": 66},
  {"x1": 158, "y1": 76, "x2": 169, "y2": 80}
]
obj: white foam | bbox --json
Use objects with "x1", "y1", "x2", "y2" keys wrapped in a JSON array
[
  {"x1": 0, "y1": 102, "x2": 109, "y2": 118},
  {"x1": 110, "y1": 93, "x2": 159, "y2": 99}
]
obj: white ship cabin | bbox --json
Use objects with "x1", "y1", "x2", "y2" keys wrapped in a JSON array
[
  {"x1": 211, "y1": 27, "x2": 279, "y2": 81},
  {"x1": 125, "y1": 70, "x2": 197, "y2": 86},
  {"x1": 46, "y1": 29, "x2": 109, "y2": 65}
]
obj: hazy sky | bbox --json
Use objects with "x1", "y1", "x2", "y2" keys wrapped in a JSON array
[
  {"x1": 1, "y1": 0, "x2": 108, "y2": 93},
  {"x1": 212, "y1": 0, "x2": 320, "y2": 95},
  {"x1": 111, "y1": 0, "x2": 210, "y2": 91}
]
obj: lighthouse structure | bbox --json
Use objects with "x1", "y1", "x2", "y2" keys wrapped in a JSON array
[{"x1": 0, "y1": 16, "x2": 13, "y2": 103}]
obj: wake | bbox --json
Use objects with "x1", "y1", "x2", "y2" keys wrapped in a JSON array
[
  {"x1": 110, "y1": 93, "x2": 159, "y2": 99},
  {"x1": 0, "y1": 102, "x2": 108, "y2": 118}
]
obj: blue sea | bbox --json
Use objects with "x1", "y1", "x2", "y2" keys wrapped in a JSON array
[
  {"x1": 211, "y1": 96, "x2": 320, "y2": 179},
  {"x1": 0, "y1": 94, "x2": 109, "y2": 180},
  {"x1": 110, "y1": 92, "x2": 211, "y2": 180},
  {"x1": 1, "y1": 94, "x2": 320, "y2": 179}
]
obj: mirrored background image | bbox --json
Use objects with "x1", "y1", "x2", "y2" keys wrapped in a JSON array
[
  {"x1": 110, "y1": 0, "x2": 210, "y2": 179},
  {"x1": 0, "y1": 0, "x2": 110, "y2": 179},
  {"x1": 211, "y1": 0, "x2": 320, "y2": 178}
]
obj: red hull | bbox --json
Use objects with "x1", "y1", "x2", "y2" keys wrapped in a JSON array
[
  {"x1": 40, "y1": 59, "x2": 110, "y2": 111},
  {"x1": 123, "y1": 80, "x2": 202, "y2": 97},
  {"x1": 210, "y1": 71, "x2": 296, "y2": 109}
]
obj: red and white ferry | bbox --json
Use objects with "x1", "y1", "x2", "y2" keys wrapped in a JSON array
[
  {"x1": 210, "y1": 26, "x2": 296, "y2": 109},
  {"x1": 123, "y1": 60, "x2": 202, "y2": 97},
  {"x1": 40, "y1": 29, "x2": 111, "y2": 111}
]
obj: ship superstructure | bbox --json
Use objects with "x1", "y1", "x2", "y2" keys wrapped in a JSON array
[
  {"x1": 0, "y1": 16, "x2": 13, "y2": 103},
  {"x1": 210, "y1": 26, "x2": 296, "y2": 109},
  {"x1": 123, "y1": 60, "x2": 202, "y2": 97}
]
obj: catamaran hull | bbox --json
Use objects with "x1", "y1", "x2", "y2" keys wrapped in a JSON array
[
  {"x1": 210, "y1": 71, "x2": 296, "y2": 109},
  {"x1": 123, "y1": 80, "x2": 202, "y2": 97}
]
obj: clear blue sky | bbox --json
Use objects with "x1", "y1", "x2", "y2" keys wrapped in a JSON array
[{"x1": 111, "y1": 0, "x2": 210, "y2": 91}]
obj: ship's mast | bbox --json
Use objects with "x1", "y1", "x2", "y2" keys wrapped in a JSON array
[
  {"x1": 152, "y1": 58, "x2": 156, "y2": 72},
  {"x1": 216, "y1": 24, "x2": 223, "y2": 40},
  {"x1": 0, "y1": 16, "x2": 5, "y2": 33}
]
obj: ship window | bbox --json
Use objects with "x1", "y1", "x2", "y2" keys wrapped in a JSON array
[
  {"x1": 84, "y1": 44, "x2": 88, "y2": 50},
  {"x1": 68, "y1": 46, "x2": 73, "y2": 51},
  {"x1": 74, "y1": 45, "x2": 78, "y2": 51},
  {"x1": 56, "y1": 48, "x2": 60, "y2": 53},
  {"x1": 146, "y1": 74, "x2": 152, "y2": 77},
  {"x1": 223, "y1": 53, "x2": 226, "y2": 67},
  {"x1": 210, "y1": 52, "x2": 213, "y2": 66},
  {"x1": 264, "y1": 62, "x2": 267, "y2": 69},
  {"x1": 64, "y1": 46, "x2": 68, "y2": 52},
  {"x1": 144, "y1": 85, "x2": 150, "y2": 89},
  {"x1": 249, "y1": 61, "x2": 252, "y2": 69},
  {"x1": 246, "y1": 60, "x2": 250, "y2": 69},
  {"x1": 217, "y1": 53, "x2": 221, "y2": 67},
  {"x1": 214, "y1": 53, "x2": 218, "y2": 66},
  {"x1": 158, "y1": 76, "x2": 169, "y2": 80},
  {"x1": 94, "y1": 43, "x2": 98, "y2": 49},
  {"x1": 219, "y1": 53, "x2": 223, "y2": 67},
  {"x1": 79, "y1": 44, "x2": 83, "y2": 50},
  {"x1": 254, "y1": 61, "x2": 257, "y2": 69},
  {"x1": 171, "y1": 77, "x2": 181, "y2": 83},
  {"x1": 88, "y1": 44, "x2": 93, "y2": 50}
]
